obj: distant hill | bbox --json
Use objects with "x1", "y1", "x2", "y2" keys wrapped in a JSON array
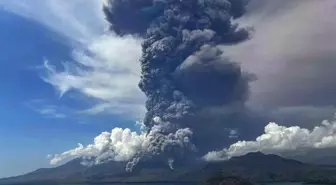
[
  {"x1": 305, "y1": 155, "x2": 336, "y2": 166},
  {"x1": 200, "y1": 152, "x2": 336, "y2": 183},
  {"x1": 289, "y1": 152, "x2": 336, "y2": 166},
  {"x1": 2, "y1": 152, "x2": 336, "y2": 184}
]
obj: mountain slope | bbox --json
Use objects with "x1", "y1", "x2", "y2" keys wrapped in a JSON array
[
  {"x1": 181, "y1": 152, "x2": 336, "y2": 182},
  {"x1": 2, "y1": 152, "x2": 336, "y2": 184},
  {"x1": 0, "y1": 158, "x2": 87, "y2": 184}
]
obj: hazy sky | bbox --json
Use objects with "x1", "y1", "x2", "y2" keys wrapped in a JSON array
[{"x1": 227, "y1": 0, "x2": 336, "y2": 128}]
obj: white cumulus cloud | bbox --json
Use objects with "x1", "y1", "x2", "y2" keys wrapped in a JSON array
[
  {"x1": 49, "y1": 127, "x2": 147, "y2": 165},
  {"x1": 49, "y1": 118, "x2": 194, "y2": 166},
  {"x1": 204, "y1": 117, "x2": 336, "y2": 161}
]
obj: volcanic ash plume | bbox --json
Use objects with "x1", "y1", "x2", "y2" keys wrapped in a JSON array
[{"x1": 103, "y1": 0, "x2": 253, "y2": 170}]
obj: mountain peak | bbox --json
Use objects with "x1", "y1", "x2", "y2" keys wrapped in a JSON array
[
  {"x1": 243, "y1": 151, "x2": 266, "y2": 157},
  {"x1": 229, "y1": 152, "x2": 303, "y2": 166}
]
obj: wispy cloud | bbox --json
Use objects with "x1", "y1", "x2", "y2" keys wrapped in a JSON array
[
  {"x1": 42, "y1": 33, "x2": 145, "y2": 118},
  {"x1": 0, "y1": 0, "x2": 105, "y2": 42},
  {"x1": 38, "y1": 107, "x2": 66, "y2": 119},
  {"x1": 24, "y1": 99, "x2": 68, "y2": 119},
  {"x1": 1, "y1": 0, "x2": 146, "y2": 118}
]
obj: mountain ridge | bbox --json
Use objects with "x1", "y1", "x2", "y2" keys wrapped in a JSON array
[{"x1": 2, "y1": 152, "x2": 336, "y2": 184}]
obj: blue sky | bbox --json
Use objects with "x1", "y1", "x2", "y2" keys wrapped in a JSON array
[{"x1": 0, "y1": 1, "x2": 145, "y2": 178}]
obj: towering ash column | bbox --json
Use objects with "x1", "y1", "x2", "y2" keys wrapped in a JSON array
[{"x1": 103, "y1": 0, "x2": 253, "y2": 170}]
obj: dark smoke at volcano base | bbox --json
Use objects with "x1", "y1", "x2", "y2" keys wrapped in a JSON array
[{"x1": 103, "y1": 0, "x2": 263, "y2": 170}]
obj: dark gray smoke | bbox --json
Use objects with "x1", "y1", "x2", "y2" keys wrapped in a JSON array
[{"x1": 103, "y1": 0, "x2": 255, "y2": 170}]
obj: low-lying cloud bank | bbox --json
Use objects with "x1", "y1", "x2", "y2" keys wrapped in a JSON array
[
  {"x1": 50, "y1": 116, "x2": 336, "y2": 166},
  {"x1": 49, "y1": 117, "x2": 194, "y2": 171},
  {"x1": 49, "y1": 127, "x2": 146, "y2": 165},
  {"x1": 204, "y1": 117, "x2": 336, "y2": 161}
]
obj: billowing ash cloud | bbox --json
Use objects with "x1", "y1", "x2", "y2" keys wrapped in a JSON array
[
  {"x1": 100, "y1": 0, "x2": 254, "y2": 170},
  {"x1": 204, "y1": 116, "x2": 336, "y2": 161}
]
